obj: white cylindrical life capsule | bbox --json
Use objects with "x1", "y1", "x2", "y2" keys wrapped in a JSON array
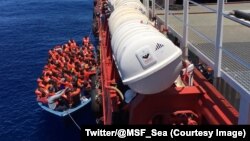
[
  {"x1": 108, "y1": 8, "x2": 148, "y2": 34},
  {"x1": 108, "y1": 0, "x2": 182, "y2": 94}
]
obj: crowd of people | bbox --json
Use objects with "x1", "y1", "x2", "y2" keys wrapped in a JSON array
[{"x1": 35, "y1": 36, "x2": 96, "y2": 110}]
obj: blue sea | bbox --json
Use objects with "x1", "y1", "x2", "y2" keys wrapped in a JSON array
[{"x1": 0, "y1": 0, "x2": 97, "y2": 140}]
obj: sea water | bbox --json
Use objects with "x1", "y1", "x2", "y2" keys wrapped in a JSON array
[{"x1": 0, "y1": 0, "x2": 96, "y2": 140}]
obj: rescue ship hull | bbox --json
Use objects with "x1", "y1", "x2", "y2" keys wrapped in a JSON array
[{"x1": 92, "y1": 0, "x2": 239, "y2": 125}]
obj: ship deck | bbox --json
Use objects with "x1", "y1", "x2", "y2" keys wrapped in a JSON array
[
  {"x1": 154, "y1": 2, "x2": 250, "y2": 97},
  {"x1": 151, "y1": 1, "x2": 250, "y2": 123}
]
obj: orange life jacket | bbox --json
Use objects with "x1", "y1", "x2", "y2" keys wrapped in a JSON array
[
  {"x1": 84, "y1": 70, "x2": 96, "y2": 80},
  {"x1": 65, "y1": 75, "x2": 72, "y2": 82},
  {"x1": 51, "y1": 68, "x2": 60, "y2": 75},
  {"x1": 37, "y1": 97, "x2": 48, "y2": 104},
  {"x1": 77, "y1": 78, "x2": 84, "y2": 86},
  {"x1": 83, "y1": 37, "x2": 90, "y2": 45},
  {"x1": 35, "y1": 88, "x2": 42, "y2": 96},
  {"x1": 48, "y1": 64, "x2": 56, "y2": 70},
  {"x1": 44, "y1": 76, "x2": 51, "y2": 83},
  {"x1": 65, "y1": 81, "x2": 73, "y2": 89},
  {"x1": 38, "y1": 82, "x2": 46, "y2": 88},
  {"x1": 70, "y1": 88, "x2": 81, "y2": 97},
  {"x1": 37, "y1": 78, "x2": 43, "y2": 83},
  {"x1": 51, "y1": 75, "x2": 60, "y2": 82}
]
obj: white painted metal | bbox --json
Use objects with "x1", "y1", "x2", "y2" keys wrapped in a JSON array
[
  {"x1": 160, "y1": 0, "x2": 250, "y2": 123},
  {"x1": 108, "y1": 1, "x2": 183, "y2": 94},
  {"x1": 214, "y1": 0, "x2": 224, "y2": 77},
  {"x1": 164, "y1": 0, "x2": 169, "y2": 29},
  {"x1": 146, "y1": 0, "x2": 149, "y2": 17},
  {"x1": 152, "y1": 0, "x2": 155, "y2": 17},
  {"x1": 109, "y1": 10, "x2": 148, "y2": 34},
  {"x1": 221, "y1": 71, "x2": 250, "y2": 124},
  {"x1": 182, "y1": 0, "x2": 189, "y2": 59},
  {"x1": 188, "y1": 42, "x2": 215, "y2": 69},
  {"x1": 238, "y1": 98, "x2": 250, "y2": 124},
  {"x1": 113, "y1": 0, "x2": 147, "y2": 15}
]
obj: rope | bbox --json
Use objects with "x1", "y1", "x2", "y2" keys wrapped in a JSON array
[
  {"x1": 87, "y1": 28, "x2": 99, "y2": 62},
  {"x1": 105, "y1": 86, "x2": 124, "y2": 101},
  {"x1": 67, "y1": 110, "x2": 81, "y2": 131},
  {"x1": 88, "y1": 29, "x2": 92, "y2": 37},
  {"x1": 88, "y1": 29, "x2": 92, "y2": 42}
]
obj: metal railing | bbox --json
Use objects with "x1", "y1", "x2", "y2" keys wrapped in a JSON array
[{"x1": 146, "y1": 0, "x2": 250, "y2": 124}]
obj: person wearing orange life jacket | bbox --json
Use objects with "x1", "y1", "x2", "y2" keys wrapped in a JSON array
[
  {"x1": 43, "y1": 70, "x2": 52, "y2": 76},
  {"x1": 53, "y1": 59, "x2": 61, "y2": 68},
  {"x1": 64, "y1": 73, "x2": 73, "y2": 82},
  {"x1": 37, "y1": 96, "x2": 48, "y2": 104},
  {"x1": 88, "y1": 44, "x2": 94, "y2": 50},
  {"x1": 70, "y1": 88, "x2": 81, "y2": 97},
  {"x1": 47, "y1": 85, "x2": 56, "y2": 97},
  {"x1": 77, "y1": 78, "x2": 84, "y2": 87},
  {"x1": 46, "y1": 63, "x2": 56, "y2": 70},
  {"x1": 71, "y1": 67, "x2": 79, "y2": 76},
  {"x1": 58, "y1": 60, "x2": 64, "y2": 68},
  {"x1": 35, "y1": 88, "x2": 43, "y2": 97},
  {"x1": 75, "y1": 62, "x2": 81, "y2": 72},
  {"x1": 84, "y1": 55, "x2": 95, "y2": 61},
  {"x1": 69, "y1": 87, "x2": 81, "y2": 106},
  {"x1": 43, "y1": 64, "x2": 50, "y2": 70},
  {"x1": 74, "y1": 58, "x2": 81, "y2": 67},
  {"x1": 60, "y1": 55, "x2": 66, "y2": 63},
  {"x1": 63, "y1": 44, "x2": 68, "y2": 50},
  {"x1": 66, "y1": 62, "x2": 73, "y2": 72},
  {"x1": 50, "y1": 51, "x2": 58, "y2": 60},
  {"x1": 51, "y1": 68, "x2": 60, "y2": 75},
  {"x1": 44, "y1": 84, "x2": 52, "y2": 91},
  {"x1": 64, "y1": 81, "x2": 73, "y2": 89},
  {"x1": 83, "y1": 65, "x2": 95, "y2": 88},
  {"x1": 51, "y1": 75, "x2": 60, "y2": 83},
  {"x1": 82, "y1": 36, "x2": 90, "y2": 46},
  {"x1": 37, "y1": 76, "x2": 43, "y2": 83},
  {"x1": 49, "y1": 49, "x2": 58, "y2": 58},
  {"x1": 64, "y1": 44, "x2": 70, "y2": 52},
  {"x1": 79, "y1": 71, "x2": 85, "y2": 78},
  {"x1": 40, "y1": 86, "x2": 49, "y2": 97},
  {"x1": 54, "y1": 45, "x2": 63, "y2": 53},
  {"x1": 43, "y1": 75, "x2": 51, "y2": 83},
  {"x1": 84, "y1": 49, "x2": 93, "y2": 56},
  {"x1": 69, "y1": 60, "x2": 76, "y2": 70},
  {"x1": 38, "y1": 80, "x2": 46, "y2": 88},
  {"x1": 83, "y1": 51, "x2": 89, "y2": 57},
  {"x1": 72, "y1": 39, "x2": 77, "y2": 48},
  {"x1": 83, "y1": 80, "x2": 91, "y2": 90},
  {"x1": 68, "y1": 40, "x2": 73, "y2": 46},
  {"x1": 75, "y1": 45, "x2": 80, "y2": 51},
  {"x1": 69, "y1": 39, "x2": 77, "y2": 49}
]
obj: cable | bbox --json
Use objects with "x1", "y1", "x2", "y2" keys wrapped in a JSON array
[
  {"x1": 105, "y1": 86, "x2": 124, "y2": 101},
  {"x1": 67, "y1": 110, "x2": 81, "y2": 131}
]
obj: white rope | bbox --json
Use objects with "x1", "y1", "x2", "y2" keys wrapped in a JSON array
[
  {"x1": 105, "y1": 86, "x2": 124, "y2": 101},
  {"x1": 67, "y1": 110, "x2": 81, "y2": 131},
  {"x1": 88, "y1": 29, "x2": 92, "y2": 42}
]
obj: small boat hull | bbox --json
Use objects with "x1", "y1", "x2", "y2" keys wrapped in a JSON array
[{"x1": 38, "y1": 97, "x2": 91, "y2": 117}]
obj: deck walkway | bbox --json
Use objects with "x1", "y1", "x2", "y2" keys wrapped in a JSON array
[{"x1": 155, "y1": 2, "x2": 250, "y2": 94}]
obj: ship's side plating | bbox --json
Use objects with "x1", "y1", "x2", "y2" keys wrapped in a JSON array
[{"x1": 93, "y1": 0, "x2": 238, "y2": 125}]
